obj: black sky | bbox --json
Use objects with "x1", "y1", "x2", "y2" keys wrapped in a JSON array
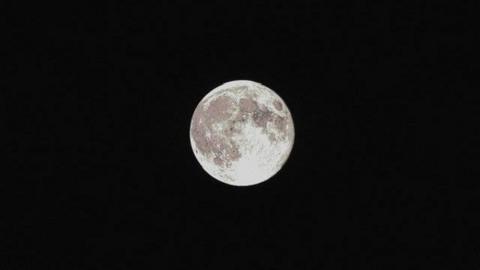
[{"x1": 3, "y1": 1, "x2": 479, "y2": 269}]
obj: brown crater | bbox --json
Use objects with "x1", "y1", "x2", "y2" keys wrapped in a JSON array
[
  {"x1": 273, "y1": 115, "x2": 288, "y2": 134},
  {"x1": 273, "y1": 100, "x2": 283, "y2": 111},
  {"x1": 252, "y1": 108, "x2": 275, "y2": 129}
]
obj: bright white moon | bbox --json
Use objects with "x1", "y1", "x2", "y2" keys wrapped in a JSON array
[{"x1": 189, "y1": 80, "x2": 295, "y2": 186}]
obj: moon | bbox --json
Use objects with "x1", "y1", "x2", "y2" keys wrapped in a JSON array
[{"x1": 189, "y1": 80, "x2": 295, "y2": 186}]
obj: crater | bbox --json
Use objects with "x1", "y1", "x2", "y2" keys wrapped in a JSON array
[
  {"x1": 273, "y1": 100, "x2": 283, "y2": 111},
  {"x1": 252, "y1": 108, "x2": 275, "y2": 129},
  {"x1": 214, "y1": 156, "x2": 224, "y2": 166},
  {"x1": 273, "y1": 115, "x2": 288, "y2": 134}
]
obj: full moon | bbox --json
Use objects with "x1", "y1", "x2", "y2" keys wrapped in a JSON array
[{"x1": 189, "y1": 80, "x2": 295, "y2": 186}]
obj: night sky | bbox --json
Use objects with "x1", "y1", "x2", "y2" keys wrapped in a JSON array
[{"x1": 4, "y1": 1, "x2": 478, "y2": 269}]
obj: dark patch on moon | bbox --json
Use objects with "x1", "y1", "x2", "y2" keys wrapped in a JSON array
[
  {"x1": 273, "y1": 100, "x2": 283, "y2": 111},
  {"x1": 213, "y1": 156, "x2": 224, "y2": 166},
  {"x1": 239, "y1": 97, "x2": 258, "y2": 112},
  {"x1": 252, "y1": 107, "x2": 275, "y2": 129},
  {"x1": 273, "y1": 115, "x2": 288, "y2": 134},
  {"x1": 205, "y1": 95, "x2": 234, "y2": 123},
  {"x1": 191, "y1": 95, "x2": 242, "y2": 168}
]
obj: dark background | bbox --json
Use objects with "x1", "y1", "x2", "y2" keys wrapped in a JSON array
[{"x1": 3, "y1": 1, "x2": 478, "y2": 269}]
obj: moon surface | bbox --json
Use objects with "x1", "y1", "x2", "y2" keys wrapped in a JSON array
[{"x1": 189, "y1": 80, "x2": 295, "y2": 186}]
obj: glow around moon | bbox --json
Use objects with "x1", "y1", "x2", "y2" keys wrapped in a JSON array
[{"x1": 189, "y1": 80, "x2": 295, "y2": 186}]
